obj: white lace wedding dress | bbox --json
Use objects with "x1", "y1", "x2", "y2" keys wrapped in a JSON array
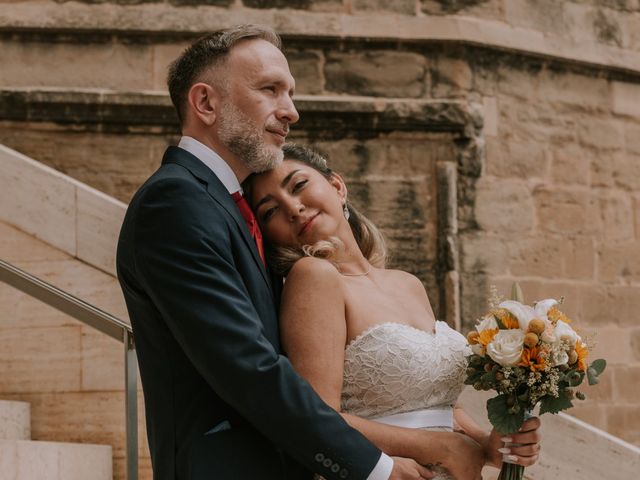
[{"x1": 340, "y1": 320, "x2": 471, "y2": 480}]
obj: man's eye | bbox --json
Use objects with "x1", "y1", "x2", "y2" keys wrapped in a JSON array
[
  {"x1": 262, "y1": 86, "x2": 276, "y2": 93},
  {"x1": 292, "y1": 180, "x2": 307, "y2": 192}
]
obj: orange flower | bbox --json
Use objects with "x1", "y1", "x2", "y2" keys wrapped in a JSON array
[
  {"x1": 478, "y1": 328, "x2": 499, "y2": 347},
  {"x1": 519, "y1": 346, "x2": 546, "y2": 372},
  {"x1": 493, "y1": 308, "x2": 520, "y2": 329},
  {"x1": 575, "y1": 341, "x2": 589, "y2": 372},
  {"x1": 548, "y1": 305, "x2": 571, "y2": 325}
]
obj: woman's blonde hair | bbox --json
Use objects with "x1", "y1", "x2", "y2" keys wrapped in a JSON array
[{"x1": 244, "y1": 143, "x2": 387, "y2": 276}]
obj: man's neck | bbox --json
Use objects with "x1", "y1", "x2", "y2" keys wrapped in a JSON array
[{"x1": 181, "y1": 131, "x2": 250, "y2": 183}]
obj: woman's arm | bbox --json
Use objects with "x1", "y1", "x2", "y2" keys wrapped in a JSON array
[{"x1": 280, "y1": 258, "x2": 485, "y2": 479}]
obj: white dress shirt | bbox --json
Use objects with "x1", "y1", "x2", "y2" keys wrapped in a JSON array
[{"x1": 177, "y1": 136, "x2": 394, "y2": 480}]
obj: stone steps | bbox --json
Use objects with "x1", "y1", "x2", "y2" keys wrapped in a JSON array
[{"x1": 0, "y1": 399, "x2": 113, "y2": 480}]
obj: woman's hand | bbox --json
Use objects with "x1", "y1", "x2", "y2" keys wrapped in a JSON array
[{"x1": 483, "y1": 417, "x2": 542, "y2": 468}]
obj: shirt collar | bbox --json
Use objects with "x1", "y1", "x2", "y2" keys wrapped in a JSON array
[{"x1": 178, "y1": 136, "x2": 242, "y2": 194}]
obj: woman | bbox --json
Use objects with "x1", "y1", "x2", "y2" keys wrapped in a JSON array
[{"x1": 245, "y1": 144, "x2": 541, "y2": 479}]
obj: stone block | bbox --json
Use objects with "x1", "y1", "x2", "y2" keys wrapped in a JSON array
[
  {"x1": 0, "y1": 222, "x2": 68, "y2": 263},
  {"x1": 606, "y1": 406, "x2": 640, "y2": 445},
  {"x1": 0, "y1": 145, "x2": 76, "y2": 257},
  {"x1": 353, "y1": 0, "x2": 416, "y2": 14},
  {"x1": 0, "y1": 283, "x2": 79, "y2": 330},
  {"x1": 581, "y1": 366, "x2": 613, "y2": 402},
  {"x1": 590, "y1": 150, "x2": 617, "y2": 188},
  {"x1": 80, "y1": 327, "x2": 126, "y2": 392},
  {"x1": 599, "y1": 241, "x2": 640, "y2": 283},
  {"x1": 593, "y1": 7, "x2": 625, "y2": 47},
  {"x1": 612, "y1": 81, "x2": 640, "y2": 117},
  {"x1": 599, "y1": 191, "x2": 635, "y2": 241},
  {"x1": 76, "y1": 186, "x2": 126, "y2": 277},
  {"x1": 0, "y1": 326, "x2": 82, "y2": 393},
  {"x1": 507, "y1": 235, "x2": 567, "y2": 278},
  {"x1": 631, "y1": 329, "x2": 640, "y2": 361},
  {"x1": 152, "y1": 43, "x2": 189, "y2": 91},
  {"x1": 533, "y1": 186, "x2": 601, "y2": 235},
  {"x1": 589, "y1": 325, "x2": 632, "y2": 365},
  {"x1": 578, "y1": 118, "x2": 625, "y2": 150},
  {"x1": 635, "y1": 194, "x2": 640, "y2": 239},
  {"x1": 481, "y1": 96, "x2": 498, "y2": 136},
  {"x1": 538, "y1": 70, "x2": 612, "y2": 110},
  {"x1": 612, "y1": 150, "x2": 640, "y2": 190},
  {"x1": 459, "y1": 232, "x2": 509, "y2": 274},
  {"x1": 613, "y1": 366, "x2": 640, "y2": 403},
  {"x1": 287, "y1": 50, "x2": 324, "y2": 95},
  {"x1": 325, "y1": 51, "x2": 427, "y2": 97},
  {"x1": 485, "y1": 136, "x2": 549, "y2": 179},
  {"x1": 420, "y1": 0, "x2": 503, "y2": 16},
  {"x1": 625, "y1": 124, "x2": 640, "y2": 155},
  {"x1": 0, "y1": 39, "x2": 152, "y2": 90},
  {"x1": 10, "y1": 391, "x2": 149, "y2": 460},
  {"x1": 0, "y1": 400, "x2": 30, "y2": 441},
  {"x1": 431, "y1": 57, "x2": 473, "y2": 98},
  {"x1": 0, "y1": 439, "x2": 112, "y2": 480},
  {"x1": 474, "y1": 178, "x2": 535, "y2": 233},
  {"x1": 551, "y1": 144, "x2": 590, "y2": 186},
  {"x1": 504, "y1": 0, "x2": 565, "y2": 33},
  {"x1": 564, "y1": 235, "x2": 596, "y2": 279}
]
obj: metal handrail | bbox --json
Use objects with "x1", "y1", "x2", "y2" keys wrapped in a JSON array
[{"x1": 0, "y1": 258, "x2": 138, "y2": 480}]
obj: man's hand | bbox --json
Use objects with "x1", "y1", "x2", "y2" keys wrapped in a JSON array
[{"x1": 389, "y1": 457, "x2": 435, "y2": 479}]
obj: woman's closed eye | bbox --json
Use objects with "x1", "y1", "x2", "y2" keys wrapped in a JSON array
[
  {"x1": 292, "y1": 180, "x2": 308, "y2": 192},
  {"x1": 261, "y1": 206, "x2": 277, "y2": 222}
]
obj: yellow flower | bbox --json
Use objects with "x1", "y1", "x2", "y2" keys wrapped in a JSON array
[
  {"x1": 493, "y1": 308, "x2": 520, "y2": 329},
  {"x1": 575, "y1": 341, "x2": 589, "y2": 372},
  {"x1": 519, "y1": 346, "x2": 546, "y2": 372},
  {"x1": 548, "y1": 305, "x2": 571, "y2": 325}
]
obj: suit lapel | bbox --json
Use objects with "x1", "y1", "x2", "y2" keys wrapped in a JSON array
[{"x1": 162, "y1": 147, "x2": 272, "y2": 289}]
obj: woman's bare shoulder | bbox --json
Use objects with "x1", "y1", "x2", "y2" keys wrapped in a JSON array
[{"x1": 286, "y1": 256, "x2": 341, "y2": 284}]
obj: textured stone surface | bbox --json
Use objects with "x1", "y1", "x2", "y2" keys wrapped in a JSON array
[
  {"x1": 0, "y1": 400, "x2": 30, "y2": 441},
  {"x1": 0, "y1": 439, "x2": 112, "y2": 480}
]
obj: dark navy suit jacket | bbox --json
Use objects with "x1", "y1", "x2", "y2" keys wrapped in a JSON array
[{"x1": 116, "y1": 146, "x2": 382, "y2": 480}]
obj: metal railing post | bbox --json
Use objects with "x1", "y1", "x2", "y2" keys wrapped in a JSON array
[{"x1": 124, "y1": 330, "x2": 138, "y2": 480}]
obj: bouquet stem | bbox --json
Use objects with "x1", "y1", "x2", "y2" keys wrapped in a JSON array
[{"x1": 497, "y1": 462, "x2": 524, "y2": 480}]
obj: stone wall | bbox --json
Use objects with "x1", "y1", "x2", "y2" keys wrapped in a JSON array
[{"x1": 0, "y1": 0, "x2": 639, "y2": 475}]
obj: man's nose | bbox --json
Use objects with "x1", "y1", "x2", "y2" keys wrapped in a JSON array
[{"x1": 277, "y1": 95, "x2": 299, "y2": 125}]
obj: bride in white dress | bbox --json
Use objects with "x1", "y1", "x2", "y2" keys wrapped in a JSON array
[{"x1": 246, "y1": 144, "x2": 542, "y2": 479}]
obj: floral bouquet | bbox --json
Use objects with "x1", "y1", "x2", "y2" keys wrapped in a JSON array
[{"x1": 465, "y1": 284, "x2": 606, "y2": 480}]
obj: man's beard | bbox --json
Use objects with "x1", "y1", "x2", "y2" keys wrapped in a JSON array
[{"x1": 218, "y1": 101, "x2": 284, "y2": 173}]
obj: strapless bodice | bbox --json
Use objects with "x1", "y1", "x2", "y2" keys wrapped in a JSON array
[{"x1": 341, "y1": 321, "x2": 470, "y2": 419}]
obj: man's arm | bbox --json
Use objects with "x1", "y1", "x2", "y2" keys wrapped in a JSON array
[{"x1": 131, "y1": 177, "x2": 381, "y2": 480}]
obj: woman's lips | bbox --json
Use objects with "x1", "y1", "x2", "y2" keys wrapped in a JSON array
[{"x1": 299, "y1": 213, "x2": 319, "y2": 236}]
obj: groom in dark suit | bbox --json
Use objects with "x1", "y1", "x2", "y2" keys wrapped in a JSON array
[{"x1": 117, "y1": 25, "x2": 424, "y2": 480}]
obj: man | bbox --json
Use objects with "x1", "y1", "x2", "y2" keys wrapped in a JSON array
[{"x1": 117, "y1": 25, "x2": 436, "y2": 479}]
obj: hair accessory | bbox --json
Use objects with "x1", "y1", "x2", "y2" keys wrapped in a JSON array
[{"x1": 343, "y1": 203, "x2": 350, "y2": 220}]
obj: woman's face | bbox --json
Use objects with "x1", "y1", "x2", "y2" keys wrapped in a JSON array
[{"x1": 249, "y1": 160, "x2": 348, "y2": 248}]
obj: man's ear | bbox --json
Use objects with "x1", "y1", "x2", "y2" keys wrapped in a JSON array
[
  {"x1": 187, "y1": 82, "x2": 220, "y2": 126},
  {"x1": 329, "y1": 173, "x2": 348, "y2": 203}
]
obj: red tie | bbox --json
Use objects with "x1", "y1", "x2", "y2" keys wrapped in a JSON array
[{"x1": 232, "y1": 191, "x2": 265, "y2": 265}]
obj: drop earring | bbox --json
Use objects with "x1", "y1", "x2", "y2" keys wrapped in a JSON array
[{"x1": 343, "y1": 203, "x2": 350, "y2": 220}]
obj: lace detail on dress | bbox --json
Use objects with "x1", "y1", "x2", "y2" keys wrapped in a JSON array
[{"x1": 341, "y1": 321, "x2": 471, "y2": 419}]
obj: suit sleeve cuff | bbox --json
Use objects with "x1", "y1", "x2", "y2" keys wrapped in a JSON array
[{"x1": 366, "y1": 453, "x2": 394, "y2": 480}]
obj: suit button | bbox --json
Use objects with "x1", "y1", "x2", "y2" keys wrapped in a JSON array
[
  {"x1": 339, "y1": 468, "x2": 349, "y2": 478},
  {"x1": 315, "y1": 453, "x2": 324, "y2": 463},
  {"x1": 322, "y1": 458, "x2": 332, "y2": 468},
  {"x1": 331, "y1": 463, "x2": 340, "y2": 473}
]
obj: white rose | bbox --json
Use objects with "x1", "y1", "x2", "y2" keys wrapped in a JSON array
[
  {"x1": 547, "y1": 349, "x2": 569, "y2": 367},
  {"x1": 499, "y1": 300, "x2": 535, "y2": 331},
  {"x1": 476, "y1": 315, "x2": 498, "y2": 333},
  {"x1": 554, "y1": 320, "x2": 580, "y2": 344},
  {"x1": 534, "y1": 299, "x2": 558, "y2": 320},
  {"x1": 487, "y1": 329, "x2": 525, "y2": 367}
]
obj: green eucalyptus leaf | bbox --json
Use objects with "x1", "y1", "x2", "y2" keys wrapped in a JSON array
[
  {"x1": 539, "y1": 392, "x2": 573, "y2": 415},
  {"x1": 587, "y1": 368, "x2": 600, "y2": 386},
  {"x1": 590, "y1": 359, "x2": 607, "y2": 375},
  {"x1": 511, "y1": 282, "x2": 524, "y2": 303},
  {"x1": 487, "y1": 394, "x2": 526, "y2": 434}
]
